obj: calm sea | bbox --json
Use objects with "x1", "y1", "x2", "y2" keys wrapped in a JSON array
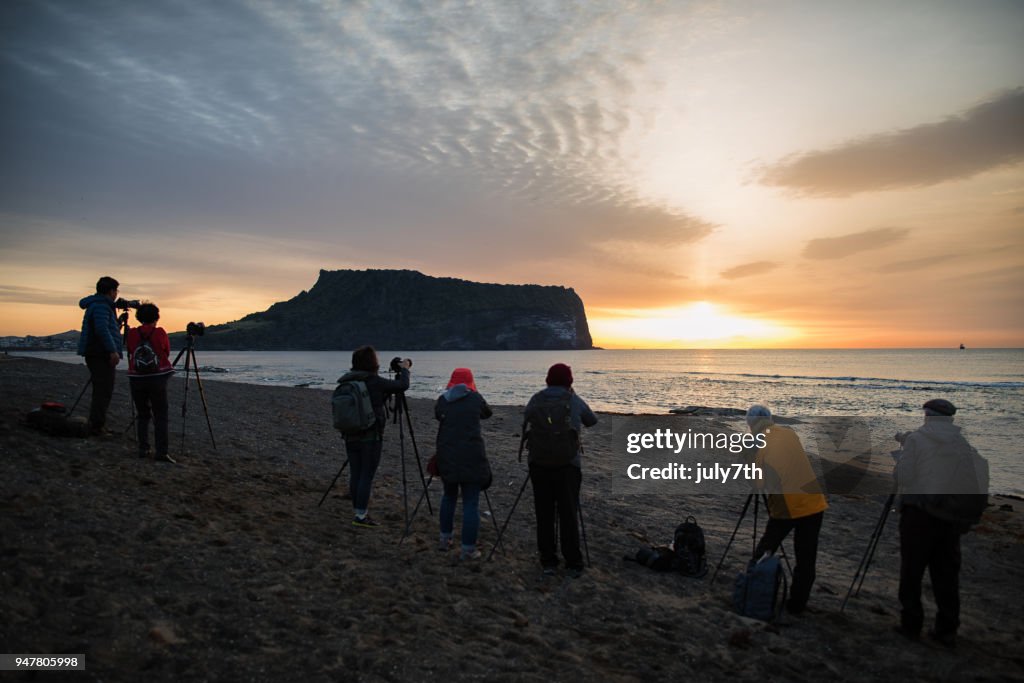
[{"x1": 19, "y1": 348, "x2": 1024, "y2": 495}]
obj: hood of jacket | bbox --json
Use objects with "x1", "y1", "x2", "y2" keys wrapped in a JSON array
[
  {"x1": 337, "y1": 370, "x2": 375, "y2": 384},
  {"x1": 80, "y1": 294, "x2": 114, "y2": 310},
  {"x1": 443, "y1": 384, "x2": 473, "y2": 402}
]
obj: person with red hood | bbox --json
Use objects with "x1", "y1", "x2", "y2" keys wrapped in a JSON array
[
  {"x1": 435, "y1": 368, "x2": 493, "y2": 560},
  {"x1": 125, "y1": 303, "x2": 176, "y2": 462},
  {"x1": 523, "y1": 363, "x2": 597, "y2": 578}
]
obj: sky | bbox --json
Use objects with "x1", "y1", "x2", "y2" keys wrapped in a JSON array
[{"x1": 1, "y1": 0, "x2": 1022, "y2": 348}]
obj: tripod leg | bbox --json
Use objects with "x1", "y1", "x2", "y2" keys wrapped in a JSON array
[
  {"x1": 401, "y1": 394, "x2": 434, "y2": 515},
  {"x1": 488, "y1": 471, "x2": 531, "y2": 562},
  {"x1": 318, "y1": 458, "x2": 349, "y2": 508},
  {"x1": 67, "y1": 377, "x2": 92, "y2": 418},
  {"x1": 841, "y1": 493, "x2": 895, "y2": 611},
  {"x1": 397, "y1": 403, "x2": 409, "y2": 531},
  {"x1": 483, "y1": 489, "x2": 504, "y2": 554},
  {"x1": 577, "y1": 495, "x2": 591, "y2": 568},
  {"x1": 711, "y1": 493, "x2": 754, "y2": 584},
  {"x1": 399, "y1": 474, "x2": 435, "y2": 545},
  {"x1": 189, "y1": 349, "x2": 217, "y2": 450},
  {"x1": 180, "y1": 348, "x2": 192, "y2": 453}
]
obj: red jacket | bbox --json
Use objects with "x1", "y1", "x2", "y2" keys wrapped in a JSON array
[{"x1": 125, "y1": 324, "x2": 175, "y2": 376}]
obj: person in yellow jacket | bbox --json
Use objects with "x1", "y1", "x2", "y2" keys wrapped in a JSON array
[{"x1": 747, "y1": 404, "x2": 828, "y2": 615}]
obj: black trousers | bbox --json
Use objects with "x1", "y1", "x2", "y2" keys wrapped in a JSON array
[
  {"x1": 899, "y1": 504, "x2": 961, "y2": 636},
  {"x1": 130, "y1": 375, "x2": 170, "y2": 456},
  {"x1": 754, "y1": 510, "x2": 824, "y2": 610},
  {"x1": 529, "y1": 464, "x2": 583, "y2": 570},
  {"x1": 85, "y1": 354, "x2": 117, "y2": 430}
]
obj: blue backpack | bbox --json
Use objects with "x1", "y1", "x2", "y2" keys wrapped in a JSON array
[{"x1": 733, "y1": 554, "x2": 787, "y2": 621}]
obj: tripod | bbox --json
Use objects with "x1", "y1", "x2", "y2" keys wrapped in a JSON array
[
  {"x1": 171, "y1": 332, "x2": 216, "y2": 452},
  {"x1": 841, "y1": 492, "x2": 896, "y2": 611},
  {"x1": 388, "y1": 388, "x2": 433, "y2": 530},
  {"x1": 710, "y1": 492, "x2": 792, "y2": 583}
]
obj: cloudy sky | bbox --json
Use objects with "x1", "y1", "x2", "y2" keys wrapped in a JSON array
[{"x1": 2, "y1": 0, "x2": 1022, "y2": 347}]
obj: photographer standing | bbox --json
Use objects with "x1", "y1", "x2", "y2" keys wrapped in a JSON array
[
  {"x1": 435, "y1": 367, "x2": 493, "y2": 560},
  {"x1": 76, "y1": 276, "x2": 122, "y2": 435},
  {"x1": 893, "y1": 399, "x2": 989, "y2": 648},
  {"x1": 126, "y1": 303, "x2": 175, "y2": 463},
  {"x1": 336, "y1": 346, "x2": 410, "y2": 528},
  {"x1": 524, "y1": 363, "x2": 597, "y2": 578},
  {"x1": 745, "y1": 404, "x2": 828, "y2": 615}
]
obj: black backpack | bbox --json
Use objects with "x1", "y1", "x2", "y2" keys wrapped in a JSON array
[
  {"x1": 133, "y1": 328, "x2": 159, "y2": 374},
  {"x1": 526, "y1": 395, "x2": 578, "y2": 467},
  {"x1": 674, "y1": 516, "x2": 708, "y2": 577}
]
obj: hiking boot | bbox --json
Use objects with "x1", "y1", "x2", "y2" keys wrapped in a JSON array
[
  {"x1": 460, "y1": 547, "x2": 482, "y2": 561},
  {"x1": 928, "y1": 630, "x2": 956, "y2": 649},
  {"x1": 541, "y1": 566, "x2": 558, "y2": 578},
  {"x1": 138, "y1": 446, "x2": 152, "y2": 459},
  {"x1": 438, "y1": 535, "x2": 453, "y2": 552},
  {"x1": 352, "y1": 516, "x2": 380, "y2": 528},
  {"x1": 158, "y1": 453, "x2": 177, "y2": 464}
]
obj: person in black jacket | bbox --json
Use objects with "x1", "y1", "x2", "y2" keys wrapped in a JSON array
[
  {"x1": 524, "y1": 363, "x2": 597, "y2": 578},
  {"x1": 435, "y1": 367, "x2": 492, "y2": 560},
  {"x1": 336, "y1": 346, "x2": 410, "y2": 527},
  {"x1": 76, "y1": 276, "x2": 122, "y2": 435}
]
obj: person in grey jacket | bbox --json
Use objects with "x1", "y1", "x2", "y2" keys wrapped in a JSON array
[
  {"x1": 893, "y1": 398, "x2": 988, "y2": 648},
  {"x1": 524, "y1": 363, "x2": 597, "y2": 577},
  {"x1": 77, "y1": 276, "x2": 122, "y2": 434},
  {"x1": 435, "y1": 368, "x2": 492, "y2": 560}
]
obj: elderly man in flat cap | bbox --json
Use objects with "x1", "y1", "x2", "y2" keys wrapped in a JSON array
[{"x1": 892, "y1": 399, "x2": 989, "y2": 649}]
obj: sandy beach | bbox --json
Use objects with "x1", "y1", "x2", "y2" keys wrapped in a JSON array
[{"x1": 1, "y1": 356, "x2": 1022, "y2": 682}]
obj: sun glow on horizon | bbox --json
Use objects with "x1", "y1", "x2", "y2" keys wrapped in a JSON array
[{"x1": 589, "y1": 301, "x2": 798, "y2": 349}]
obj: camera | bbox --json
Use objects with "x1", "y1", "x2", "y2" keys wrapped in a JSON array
[
  {"x1": 390, "y1": 356, "x2": 412, "y2": 372},
  {"x1": 115, "y1": 298, "x2": 141, "y2": 310},
  {"x1": 186, "y1": 321, "x2": 206, "y2": 336}
]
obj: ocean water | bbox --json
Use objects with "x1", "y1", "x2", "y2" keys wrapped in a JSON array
[{"x1": 18, "y1": 348, "x2": 1024, "y2": 494}]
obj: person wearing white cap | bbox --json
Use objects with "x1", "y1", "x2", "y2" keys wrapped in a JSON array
[{"x1": 893, "y1": 399, "x2": 989, "y2": 649}]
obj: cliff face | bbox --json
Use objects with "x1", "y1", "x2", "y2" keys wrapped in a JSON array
[{"x1": 182, "y1": 269, "x2": 594, "y2": 351}]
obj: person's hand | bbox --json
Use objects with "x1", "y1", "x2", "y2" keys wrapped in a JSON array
[
  {"x1": 109, "y1": 352, "x2": 120, "y2": 367},
  {"x1": 400, "y1": 359, "x2": 412, "y2": 370}
]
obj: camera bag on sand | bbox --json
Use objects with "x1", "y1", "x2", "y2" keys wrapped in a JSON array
[
  {"x1": 674, "y1": 516, "x2": 708, "y2": 577},
  {"x1": 331, "y1": 380, "x2": 375, "y2": 434},
  {"x1": 133, "y1": 328, "x2": 159, "y2": 374},
  {"x1": 632, "y1": 545, "x2": 678, "y2": 571},
  {"x1": 526, "y1": 395, "x2": 578, "y2": 466},
  {"x1": 733, "y1": 553, "x2": 787, "y2": 622},
  {"x1": 26, "y1": 402, "x2": 90, "y2": 438}
]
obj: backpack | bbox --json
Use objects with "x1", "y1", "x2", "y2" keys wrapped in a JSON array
[
  {"x1": 674, "y1": 516, "x2": 708, "y2": 577},
  {"x1": 633, "y1": 545, "x2": 678, "y2": 571},
  {"x1": 331, "y1": 380, "x2": 375, "y2": 434},
  {"x1": 921, "y1": 494, "x2": 989, "y2": 533},
  {"x1": 526, "y1": 395, "x2": 578, "y2": 466},
  {"x1": 733, "y1": 554, "x2": 787, "y2": 622},
  {"x1": 133, "y1": 328, "x2": 159, "y2": 374}
]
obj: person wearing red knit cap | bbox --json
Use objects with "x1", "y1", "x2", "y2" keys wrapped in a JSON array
[{"x1": 435, "y1": 367, "x2": 493, "y2": 560}]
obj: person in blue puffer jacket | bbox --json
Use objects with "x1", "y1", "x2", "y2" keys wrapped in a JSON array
[{"x1": 77, "y1": 276, "x2": 123, "y2": 434}]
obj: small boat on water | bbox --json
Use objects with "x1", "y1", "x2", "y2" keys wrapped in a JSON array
[{"x1": 959, "y1": 343, "x2": 966, "y2": 350}]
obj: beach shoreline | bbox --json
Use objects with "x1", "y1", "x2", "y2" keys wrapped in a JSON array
[{"x1": 2, "y1": 356, "x2": 1022, "y2": 682}]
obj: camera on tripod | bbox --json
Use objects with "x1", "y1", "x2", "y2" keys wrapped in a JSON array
[
  {"x1": 186, "y1": 321, "x2": 205, "y2": 337},
  {"x1": 390, "y1": 356, "x2": 412, "y2": 373},
  {"x1": 115, "y1": 298, "x2": 141, "y2": 310}
]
